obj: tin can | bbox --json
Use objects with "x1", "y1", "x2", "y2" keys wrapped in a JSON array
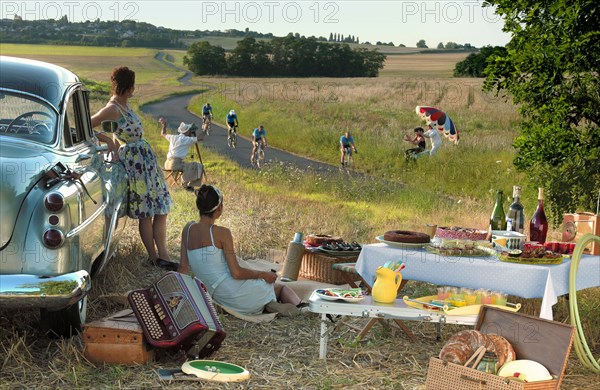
[{"x1": 506, "y1": 218, "x2": 513, "y2": 232}]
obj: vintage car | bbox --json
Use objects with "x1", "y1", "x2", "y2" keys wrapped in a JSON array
[{"x1": 0, "y1": 56, "x2": 128, "y2": 336}]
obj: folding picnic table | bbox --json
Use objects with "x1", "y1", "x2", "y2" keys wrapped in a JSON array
[{"x1": 308, "y1": 292, "x2": 477, "y2": 359}]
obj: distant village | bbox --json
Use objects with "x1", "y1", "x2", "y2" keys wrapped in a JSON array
[{"x1": 0, "y1": 17, "x2": 476, "y2": 51}]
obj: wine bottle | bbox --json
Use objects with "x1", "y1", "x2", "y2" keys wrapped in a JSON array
[
  {"x1": 529, "y1": 187, "x2": 549, "y2": 243},
  {"x1": 506, "y1": 185, "x2": 525, "y2": 233},
  {"x1": 490, "y1": 190, "x2": 507, "y2": 231}
]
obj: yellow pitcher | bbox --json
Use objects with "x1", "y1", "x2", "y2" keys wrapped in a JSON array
[{"x1": 372, "y1": 267, "x2": 402, "y2": 303}]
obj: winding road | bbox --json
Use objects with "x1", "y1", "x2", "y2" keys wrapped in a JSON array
[{"x1": 140, "y1": 53, "x2": 336, "y2": 172}]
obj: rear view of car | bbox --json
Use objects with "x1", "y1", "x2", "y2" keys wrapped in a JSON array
[{"x1": 0, "y1": 56, "x2": 128, "y2": 337}]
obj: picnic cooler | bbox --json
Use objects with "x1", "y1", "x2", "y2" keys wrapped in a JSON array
[
  {"x1": 425, "y1": 306, "x2": 574, "y2": 390},
  {"x1": 83, "y1": 309, "x2": 154, "y2": 365},
  {"x1": 299, "y1": 251, "x2": 359, "y2": 284}
]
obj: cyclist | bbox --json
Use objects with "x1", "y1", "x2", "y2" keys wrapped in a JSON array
[
  {"x1": 226, "y1": 109, "x2": 238, "y2": 139},
  {"x1": 202, "y1": 102, "x2": 213, "y2": 124},
  {"x1": 339, "y1": 131, "x2": 357, "y2": 166},
  {"x1": 251, "y1": 124, "x2": 267, "y2": 164}
]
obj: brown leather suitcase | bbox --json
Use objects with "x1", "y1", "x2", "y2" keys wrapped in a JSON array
[{"x1": 83, "y1": 309, "x2": 154, "y2": 365}]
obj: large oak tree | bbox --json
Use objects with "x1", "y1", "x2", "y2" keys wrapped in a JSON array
[{"x1": 484, "y1": 0, "x2": 600, "y2": 221}]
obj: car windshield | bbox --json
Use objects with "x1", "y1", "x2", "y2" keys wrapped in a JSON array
[{"x1": 0, "y1": 92, "x2": 57, "y2": 144}]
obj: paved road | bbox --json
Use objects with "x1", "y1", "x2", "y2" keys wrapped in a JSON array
[
  {"x1": 141, "y1": 94, "x2": 336, "y2": 171},
  {"x1": 141, "y1": 53, "x2": 337, "y2": 172}
]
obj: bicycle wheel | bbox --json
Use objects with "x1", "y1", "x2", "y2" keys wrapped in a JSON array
[
  {"x1": 232, "y1": 132, "x2": 237, "y2": 148},
  {"x1": 258, "y1": 148, "x2": 264, "y2": 168},
  {"x1": 343, "y1": 149, "x2": 353, "y2": 169}
]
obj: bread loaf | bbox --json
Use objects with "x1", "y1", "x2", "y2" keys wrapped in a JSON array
[{"x1": 439, "y1": 330, "x2": 514, "y2": 367}]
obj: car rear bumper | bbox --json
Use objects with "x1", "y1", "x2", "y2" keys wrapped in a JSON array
[{"x1": 0, "y1": 270, "x2": 90, "y2": 310}]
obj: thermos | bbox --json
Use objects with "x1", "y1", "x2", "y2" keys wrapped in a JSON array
[{"x1": 281, "y1": 232, "x2": 306, "y2": 282}]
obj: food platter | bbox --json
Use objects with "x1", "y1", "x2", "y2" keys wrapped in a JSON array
[
  {"x1": 403, "y1": 295, "x2": 521, "y2": 316},
  {"x1": 497, "y1": 253, "x2": 565, "y2": 265},
  {"x1": 315, "y1": 288, "x2": 365, "y2": 303},
  {"x1": 375, "y1": 236, "x2": 428, "y2": 249},
  {"x1": 425, "y1": 245, "x2": 491, "y2": 257}
]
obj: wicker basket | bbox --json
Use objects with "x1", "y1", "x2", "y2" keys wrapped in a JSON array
[
  {"x1": 425, "y1": 306, "x2": 574, "y2": 390},
  {"x1": 298, "y1": 252, "x2": 359, "y2": 284}
]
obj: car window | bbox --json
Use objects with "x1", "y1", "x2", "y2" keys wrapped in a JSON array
[
  {"x1": 0, "y1": 92, "x2": 57, "y2": 144},
  {"x1": 64, "y1": 89, "x2": 91, "y2": 147}
]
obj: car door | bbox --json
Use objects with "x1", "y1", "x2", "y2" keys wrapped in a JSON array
[{"x1": 62, "y1": 87, "x2": 106, "y2": 269}]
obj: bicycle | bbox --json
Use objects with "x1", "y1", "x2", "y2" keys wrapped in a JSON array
[
  {"x1": 340, "y1": 146, "x2": 354, "y2": 171},
  {"x1": 251, "y1": 141, "x2": 265, "y2": 169},
  {"x1": 202, "y1": 114, "x2": 212, "y2": 135},
  {"x1": 227, "y1": 125, "x2": 238, "y2": 148}
]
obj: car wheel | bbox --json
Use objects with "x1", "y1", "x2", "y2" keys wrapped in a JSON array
[{"x1": 40, "y1": 296, "x2": 88, "y2": 338}]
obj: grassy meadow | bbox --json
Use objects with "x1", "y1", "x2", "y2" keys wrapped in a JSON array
[{"x1": 0, "y1": 44, "x2": 598, "y2": 389}]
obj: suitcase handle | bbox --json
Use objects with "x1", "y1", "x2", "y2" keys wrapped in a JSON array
[{"x1": 460, "y1": 374, "x2": 487, "y2": 385}]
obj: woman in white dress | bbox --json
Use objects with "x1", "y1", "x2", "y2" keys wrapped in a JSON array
[{"x1": 178, "y1": 185, "x2": 302, "y2": 316}]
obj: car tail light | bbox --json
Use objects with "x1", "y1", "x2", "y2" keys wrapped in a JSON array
[
  {"x1": 48, "y1": 215, "x2": 59, "y2": 225},
  {"x1": 43, "y1": 229, "x2": 64, "y2": 248},
  {"x1": 44, "y1": 192, "x2": 64, "y2": 212}
]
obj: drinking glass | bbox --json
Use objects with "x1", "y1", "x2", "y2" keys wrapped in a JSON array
[
  {"x1": 464, "y1": 288, "x2": 477, "y2": 305},
  {"x1": 479, "y1": 290, "x2": 492, "y2": 305},
  {"x1": 494, "y1": 292, "x2": 508, "y2": 306}
]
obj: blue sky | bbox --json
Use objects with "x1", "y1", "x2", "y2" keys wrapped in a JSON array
[{"x1": 4, "y1": 1, "x2": 510, "y2": 47}]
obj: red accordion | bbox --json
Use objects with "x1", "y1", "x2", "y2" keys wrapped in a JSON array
[{"x1": 128, "y1": 271, "x2": 225, "y2": 356}]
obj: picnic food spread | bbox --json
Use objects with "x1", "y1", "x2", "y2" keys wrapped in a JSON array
[
  {"x1": 383, "y1": 230, "x2": 430, "y2": 243},
  {"x1": 435, "y1": 226, "x2": 488, "y2": 241}
]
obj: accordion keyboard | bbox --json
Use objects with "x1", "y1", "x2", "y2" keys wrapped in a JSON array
[{"x1": 129, "y1": 290, "x2": 166, "y2": 340}]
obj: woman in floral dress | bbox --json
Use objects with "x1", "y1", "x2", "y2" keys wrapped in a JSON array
[{"x1": 91, "y1": 66, "x2": 177, "y2": 270}]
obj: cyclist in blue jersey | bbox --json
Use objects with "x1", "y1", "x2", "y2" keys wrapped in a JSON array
[
  {"x1": 202, "y1": 102, "x2": 213, "y2": 122},
  {"x1": 251, "y1": 125, "x2": 267, "y2": 163},
  {"x1": 226, "y1": 110, "x2": 238, "y2": 138},
  {"x1": 339, "y1": 131, "x2": 357, "y2": 166}
]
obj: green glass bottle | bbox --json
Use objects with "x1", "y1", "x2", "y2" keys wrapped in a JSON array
[{"x1": 490, "y1": 190, "x2": 507, "y2": 231}]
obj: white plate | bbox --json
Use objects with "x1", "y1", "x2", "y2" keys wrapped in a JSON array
[
  {"x1": 375, "y1": 236, "x2": 429, "y2": 248},
  {"x1": 315, "y1": 289, "x2": 365, "y2": 303}
]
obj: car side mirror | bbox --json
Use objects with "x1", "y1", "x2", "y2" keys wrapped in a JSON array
[
  {"x1": 75, "y1": 153, "x2": 91, "y2": 163},
  {"x1": 94, "y1": 144, "x2": 108, "y2": 153},
  {"x1": 101, "y1": 120, "x2": 119, "y2": 133}
]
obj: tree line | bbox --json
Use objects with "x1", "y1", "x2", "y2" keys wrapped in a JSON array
[
  {"x1": 453, "y1": 46, "x2": 507, "y2": 77},
  {"x1": 184, "y1": 35, "x2": 387, "y2": 77},
  {"x1": 0, "y1": 18, "x2": 277, "y2": 48}
]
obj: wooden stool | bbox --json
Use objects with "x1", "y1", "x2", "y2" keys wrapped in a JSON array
[
  {"x1": 163, "y1": 169, "x2": 182, "y2": 186},
  {"x1": 331, "y1": 262, "x2": 372, "y2": 293}
]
